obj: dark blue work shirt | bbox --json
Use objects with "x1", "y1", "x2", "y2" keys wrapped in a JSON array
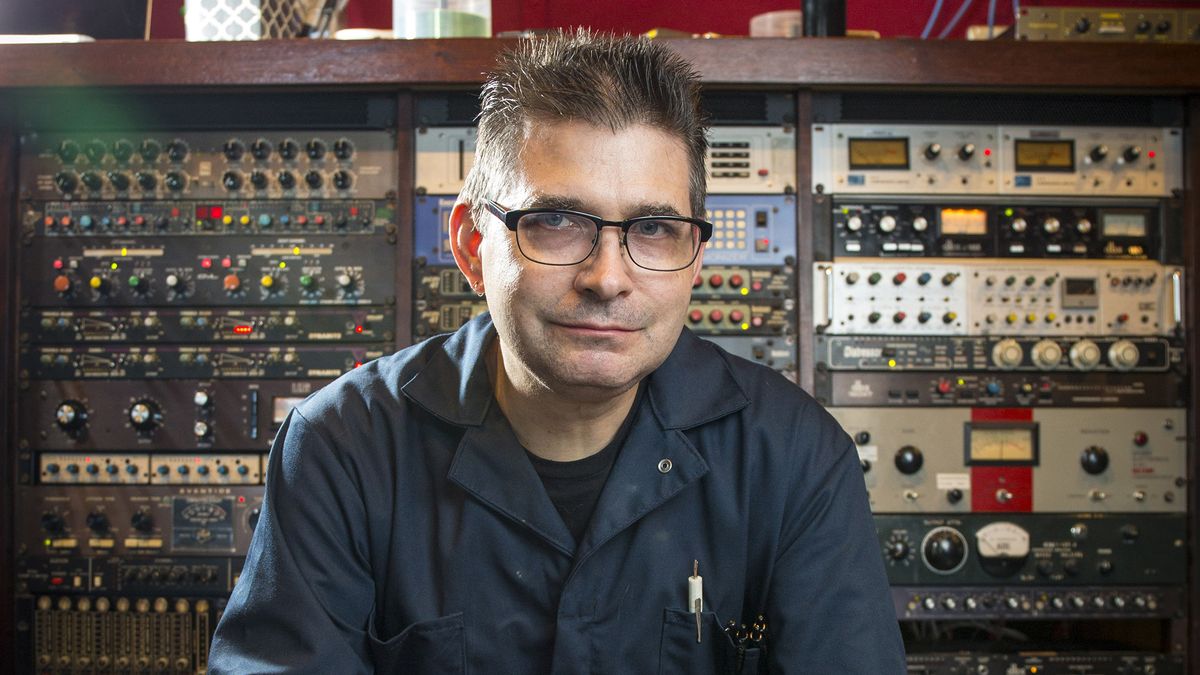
[{"x1": 209, "y1": 313, "x2": 905, "y2": 673}]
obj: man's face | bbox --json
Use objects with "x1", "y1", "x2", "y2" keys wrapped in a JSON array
[{"x1": 475, "y1": 120, "x2": 702, "y2": 400}]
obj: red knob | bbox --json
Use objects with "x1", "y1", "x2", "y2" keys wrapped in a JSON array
[
  {"x1": 53, "y1": 275, "x2": 72, "y2": 294},
  {"x1": 729, "y1": 274, "x2": 744, "y2": 288},
  {"x1": 709, "y1": 309, "x2": 724, "y2": 323},
  {"x1": 729, "y1": 310, "x2": 745, "y2": 324},
  {"x1": 708, "y1": 274, "x2": 723, "y2": 288},
  {"x1": 223, "y1": 274, "x2": 242, "y2": 292},
  {"x1": 688, "y1": 309, "x2": 703, "y2": 324},
  {"x1": 937, "y1": 379, "x2": 952, "y2": 395}
]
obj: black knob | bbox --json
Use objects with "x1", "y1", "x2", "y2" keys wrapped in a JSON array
[
  {"x1": 1136, "y1": 20, "x2": 1151, "y2": 33},
  {"x1": 923, "y1": 143, "x2": 942, "y2": 160},
  {"x1": 84, "y1": 139, "x2": 107, "y2": 163},
  {"x1": 86, "y1": 512, "x2": 110, "y2": 533},
  {"x1": 305, "y1": 170, "x2": 323, "y2": 189},
  {"x1": 306, "y1": 139, "x2": 326, "y2": 160},
  {"x1": 128, "y1": 400, "x2": 162, "y2": 432},
  {"x1": 41, "y1": 512, "x2": 66, "y2": 534},
  {"x1": 107, "y1": 171, "x2": 131, "y2": 191},
  {"x1": 223, "y1": 139, "x2": 245, "y2": 161},
  {"x1": 333, "y1": 138, "x2": 354, "y2": 160},
  {"x1": 1156, "y1": 20, "x2": 1171, "y2": 34},
  {"x1": 1097, "y1": 560, "x2": 1114, "y2": 575},
  {"x1": 1075, "y1": 17, "x2": 1091, "y2": 33},
  {"x1": 166, "y1": 139, "x2": 189, "y2": 162},
  {"x1": 112, "y1": 139, "x2": 135, "y2": 162},
  {"x1": 1089, "y1": 145, "x2": 1109, "y2": 162},
  {"x1": 136, "y1": 172, "x2": 157, "y2": 191},
  {"x1": 860, "y1": 459, "x2": 871, "y2": 473},
  {"x1": 278, "y1": 171, "x2": 296, "y2": 190},
  {"x1": 1120, "y1": 524, "x2": 1140, "y2": 542},
  {"x1": 251, "y1": 138, "x2": 272, "y2": 160},
  {"x1": 946, "y1": 488, "x2": 963, "y2": 504},
  {"x1": 57, "y1": 140, "x2": 81, "y2": 163},
  {"x1": 1080, "y1": 445, "x2": 1109, "y2": 475},
  {"x1": 54, "y1": 171, "x2": 78, "y2": 193},
  {"x1": 55, "y1": 400, "x2": 88, "y2": 432},
  {"x1": 332, "y1": 170, "x2": 353, "y2": 190},
  {"x1": 855, "y1": 431, "x2": 871, "y2": 445},
  {"x1": 1122, "y1": 146, "x2": 1142, "y2": 163},
  {"x1": 957, "y1": 143, "x2": 976, "y2": 160},
  {"x1": 222, "y1": 171, "x2": 243, "y2": 191},
  {"x1": 164, "y1": 171, "x2": 187, "y2": 192},
  {"x1": 139, "y1": 139, "x2": 161, "y2": 162},
  {"x1": 278, "y1": 139, "x2": 299, "y2": 160},
  {"x1": 80, "y1": 171, "x2": 104, "y2": 191},
  {"x1": 887, "y1": 540, "x2": 909, "y2": 560},
  {"x1": 250, "y1": 170, "x2": 268, "y2": 190},
  {"x1": 130, "y1": 510, "x2": 154, "y2": 532},
  {"x1": 923, "y1": 528, "x2": 967, "y2": 572},
  {"x1": 895, "y1": 445, "x2": 924, "y2": 474}
]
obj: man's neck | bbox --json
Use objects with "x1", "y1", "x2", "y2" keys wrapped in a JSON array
[{"x1": 488, "y1": 341, "x2": 640, "y2": 462}]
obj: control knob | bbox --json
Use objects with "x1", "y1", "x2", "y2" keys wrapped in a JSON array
[
  {"x1": 957, "y1": 143, "x2": 976, "y2": 160},
  {"x1": 83, "y1": 139, "x2": 107, "y2": 163},
  {"x1": 305, "y1": 170, "x2": 324, "y2": 189},
  {"x1": 336, "y1": 272, "x2": 359, "y2": 294},
  {"x1": 878, "y1": 215, "x2": 896, "y2": 233},
  {"x1": 1076, "y1": 218, "x2": 1092, "y2": 234},
  {"x1": 86, "y1": 512, "x2": 110, "y2": 533},
  {"x1": 54, "y1": 171, "x2": 79, "y2": 193},
  {"x1": 165, "y1": 139, "x2": 189, "y2": 162},
  {"x1": 250, "y1": 138, "x2": 272, "y2": 160},
  {"x1": 894, "y1": 445, "x2": 923, "y2": 475},
  {"x1": 55, "y1": 400, "x2": 88, "y2": 432},
  {"x1": 277, "y1": 171, "x2": 296, "y2": 190},
  {"x1": 57, "y1": 140, "x2": 81, "y2": 163},
  {"x1": 80, "y1": 171, "x2": 104, "y2": 192},
  {"x1": 332, "y1": 170, "x2": 353, "y2": 190},
  {"x1": 1010, "y1": 217, "x2": 1027, "y2": 233},
  {"x1": 222, "y1": 171, "x2": 243, "y2": 191},
  {"x1": 1031, "y1": 339, "x2": 1063, "y2": 370},
  {"x1": 136, "y1": 172, "x2": 157, "y2": 191},
  {"x1": 163, "y1": 171, "x2": 187, "y2": 192},
  {"x1": 41, "y1": 512, "x2": 66, "y2": 534},
  {"x1": 923, "y1": 143, "x2": 942, "y2": 160},
  {"x1": 1122, "y1": 146, "x2": 1142, "y2": 163},
  {"x1": 1088, "y1": 144, "x2": 1109, "y2": 163},
  {"x1": 1069, "y1": 340, "x2": 1101, "y2": 371},
  {"x1": 107, "y1": 172, "x2": 131, "y2": 192},
  {"x1": 991, "y1": 339, "x2": 1023, "y2": 370},
  {"x1": 1081, "y1": 445, "x2": 1109, "y2": 475},
  {"x1": 1107, "y1": 339, "x2": 1140, "y2": 371},
  {"x1": 250, "y1": 170, "x2": 268, "y2": 190},
  {"x1": 886, "y1": 539, "x2": 909, "y2": 561},
  {"x1": 333, "y1": 138, "x2": 354, "y2": 159},
  {"x1": 128, "y1": 400, "x2": 163, "y2": 432},
  {"x1": 912, "y1": 216, "x2": 928, "y2": 232},
  {"x1": 278, "y1": 139, "x2": 299, "y2": 160},
  {"x1": 845, "y1": 215, "x2": 863, "y2": 232},
  {"x1": 139, "y1": 139, "x2": 161, "y2": 162},
  {"x1": 223, "y1": 139, "x2": 245, "y2": 161},
  {"x1": 1042, "y1": 217, "x2": 1061, "y2": 234},
  {"x1": 922, "y1": 527, "x2": 968, "y2": 574},
  {"x1": 130, "y1": 510, "x2": 154, "y2": 533},
  {"x1": 306, "y1": 138, "x2": 326, "y2": 159}
]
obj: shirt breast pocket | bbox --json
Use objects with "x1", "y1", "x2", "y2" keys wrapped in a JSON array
[
  {"x1": 368, "y1": 610, "x2": 465, "y2": 673},
  {"x1": 658, "y1": 608, "x2": 762, "y2": 675}
]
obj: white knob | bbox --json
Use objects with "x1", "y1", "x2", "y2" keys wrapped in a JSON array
[
  {"x1": 1011, "y1": 217, "x2": 1027, "y2": 233},
  {"x1": 846, "y1": 216, "x2": 863, "y2": 232},
  {"x1": 1031, "y1": 340, "x2": 1063, "y2": 370},
  {"x1": 1076, "y1": 218, "x2": 1092, "y2": 234},
  {"x1": 193, "y1": 421, "x2": 209, "y2": 438},
  {"x1": 912, "y1": 216, "x2": 928, "y2": 232},
  {"x1": 1043, "y1": 217, "x2": 1061, "y2": 234},
  {"x1": 992, "y1": 339, "x2": 1024, "y2": 370},
  {"x1": 193, "y1": 391, "x2": 210, "y2": 407},
  {"x1": 1069, "y1": 340, "x2": 1101, "y2": 371},
  {"x1": 1108, "y1": 339, "x2": 1140, "y2": 371},
  {"x1": 878, "y1": 215, "x2": 897, "y2": 233}
]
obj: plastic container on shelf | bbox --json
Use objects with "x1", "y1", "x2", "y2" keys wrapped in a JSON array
[{"x1": 393, "y1": 0, "x2": 490, "y2": 38}]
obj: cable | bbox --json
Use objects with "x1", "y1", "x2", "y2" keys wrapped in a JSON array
[
  {"x1": 921, "y1": 0, "x2": 946, "y2": 39},
  {"x1": 937, "y1": 0, "x2": 976, "y2": 39},
  {"x1": 987, "y1": 0, "x2": 997, "y2": 38}
]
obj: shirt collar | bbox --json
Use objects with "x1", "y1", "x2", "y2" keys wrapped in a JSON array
[{"x1": 401, "y1": 312, "x2": 750, "y2": 430}]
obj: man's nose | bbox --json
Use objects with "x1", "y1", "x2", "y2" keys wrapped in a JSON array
[{"x1": 574, "y1": 227, "x2": 635, "y2": 300}]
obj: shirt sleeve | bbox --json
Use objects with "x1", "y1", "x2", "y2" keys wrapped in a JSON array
[
  {"x1": 765, "y1": 418, "x2": 907, "y2": 673},
  {"x1": 208, "y1": 408, "x2": 376, "y2": 674}
]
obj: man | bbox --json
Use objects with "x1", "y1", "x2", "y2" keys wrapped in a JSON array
[{"x1": 210, "y1": 30, "x2": 904, "y2": 673}]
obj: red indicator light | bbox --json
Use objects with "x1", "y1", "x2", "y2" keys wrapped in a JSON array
[
  {"x1": 59, "y1": 216, "x2": 72, "y2": 227},
  {"x1": 222, "y1": 257, "x2": 233, "y2": 268},
  {"x1": 354, "y1": 361, "x2": 363, "y2": 368},
  {"x1": 233, "y1": 325, "x2": 253, "y2": 335},
  {"x1": 196, "y1": 206, "x2": 209, "y2": 219},
  {"x1": 238, "y1": 495, "x2": 246, "y2": 503},
  {"x1": 297, "y1": 215, "x2": 308, "y2": 225},
  {"x1": 349, "y1": 206, "x2": 359, "y2": 216},
  {"x1": 1148, "y1": 151, "x2": 1156, "y2": 159},
  {"x1": 171, "y1": 207, "x2": 181, "y2": 217},
  {"x1": 195, "y1": 457, "x2": 202, "y2": 463},
  {"x1": 355, "y1": 325, "x2": 364, "y2": 334},
  {"x1": 201, "y1": 258, "x2": 213, "y2": 269},
  {"x1": 43, "y1": 216, "x2": 55, "y2": 227},
  {"x1": 53, "y1": 259, "x2": 64, "y2": 270},
  {"x1": 50, "y1": 577, "x2": 64, "y2": 586},
  {"x1": 983, "y1": 148, "x2": 992, "y2": 157},
  {"x1": 211, "y1": 206, "x2": 224, "y2": 219},
  {"x1": 85, "y1": 456, "x2": 92, "y2": 463}
]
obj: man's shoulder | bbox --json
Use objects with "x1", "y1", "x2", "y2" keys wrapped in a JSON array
[
  {"x1": 291, "y1": 334, "x2": 453, "y2": 437},
  {"x1": 693, "y1": 336, "x2": 823, "y2": 419}
]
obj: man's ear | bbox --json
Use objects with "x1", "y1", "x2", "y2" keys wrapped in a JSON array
[{"x1": 449, "y1": 201, "x2": 485, "y2": 295}]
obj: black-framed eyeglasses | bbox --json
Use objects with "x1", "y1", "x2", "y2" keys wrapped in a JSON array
[{"x1": 484, "y1": 199, "x2": 712, "y2": 272}]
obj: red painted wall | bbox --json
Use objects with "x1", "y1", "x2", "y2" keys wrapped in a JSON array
[{"x1": 151, "y1": 1, "x2": 1200, "y2": 41}]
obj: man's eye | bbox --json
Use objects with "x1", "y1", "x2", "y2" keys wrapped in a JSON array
[
  {"x1": 532, "y1": 212, "x2": 570, "y2": 228},
  {"x1": 632, "y1": 220, "x2": 663, "y2": 236}
]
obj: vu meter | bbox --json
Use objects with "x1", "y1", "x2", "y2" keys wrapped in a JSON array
[{"x1": 967, "y1": 423, "x2": 1038, "y2": 464}]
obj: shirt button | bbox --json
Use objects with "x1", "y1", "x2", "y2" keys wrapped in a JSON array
[{"x1": 657, "y1": 459, "x2": 673, "y2": 474}]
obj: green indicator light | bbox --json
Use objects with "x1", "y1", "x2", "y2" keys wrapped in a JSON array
[
  {"x1": 278, "y1": 261, "x2": 286, "y2": 269},
  {"x1": 1004, "y1": 208, "x2": 1014, "y2": 217},
  {"x1": 128, "y1": 275, "x2": 140, "y2": 287}
]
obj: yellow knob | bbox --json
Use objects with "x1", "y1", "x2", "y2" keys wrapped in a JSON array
[
  {"x1": 240, "y1": 215, "x2": 251, "y2": 226},
  {"x1": 260, "y1": 275, "x2": 274, "y2": 289},
  {"x1": 1045, "y1": 312, "x2": 1057, "y2": 322},
  {"x1": 89, "y1": 276, "x2": 104, "y2": 289},
  {"x1": 1006, "y1": 313, "x2": 1017, "y2": 324},
  {"x1": 1025, "y1": 313, "x2": 1036, "y2": 324},
  {"x1": 222, "y1": 215, "x2": 233, "y2": 225}
]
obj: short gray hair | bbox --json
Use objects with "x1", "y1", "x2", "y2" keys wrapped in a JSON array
[{"x1": 460, "y1": 29, "x2": 709, "y2": 229}]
